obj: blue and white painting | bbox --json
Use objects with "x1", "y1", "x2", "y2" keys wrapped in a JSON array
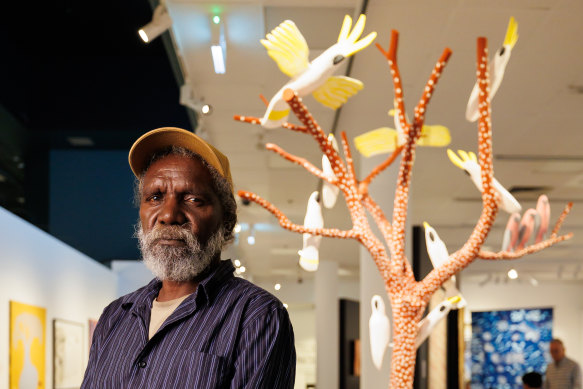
[{"x1": 470, "y1": 307, "x2": 552, "y2": 388}]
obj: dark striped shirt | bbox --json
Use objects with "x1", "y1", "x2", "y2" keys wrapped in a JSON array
[{"x1": 81, "y1": 260, "x2": 296, "y2": 388}]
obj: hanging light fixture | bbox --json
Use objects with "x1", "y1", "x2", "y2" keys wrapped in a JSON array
[
  {"x1": 138, "y1": 5, "x2": 173, "y2": 43},
  {"x1": 210, "y1": 13, "x2": 226, "y2": 74}
]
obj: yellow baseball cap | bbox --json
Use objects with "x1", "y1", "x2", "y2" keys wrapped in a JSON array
[{"x1": 128, "y1": 127, "x2": 233, "y2": 189}]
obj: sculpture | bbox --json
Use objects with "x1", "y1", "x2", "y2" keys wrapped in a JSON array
[{"x1": 235, "y1": 23, "x2": 573, "y2": 388}]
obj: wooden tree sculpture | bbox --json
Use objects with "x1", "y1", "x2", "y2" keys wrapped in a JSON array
[{"x1": 234, "y1": 30, "x2": 573, "y2": 388}]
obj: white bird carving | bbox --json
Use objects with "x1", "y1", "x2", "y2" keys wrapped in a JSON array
[
  {"x1": 423, "y1": 222, "x2": 466, "y2": 304},
  {"x1": 416, "y1": 223, "x2": 466, "y2": 348},
  {"x1": 466, "y1": 17, "x2": 518, "y2": 122},
  {"x1": 321, "y1": 134, "x2": 340, "y2": 209},
  {"x1": 416, "y1": 296, "x2": 461, "y2": 349},
  {"x1": 369, "y1": 295, "x2": 391, "y2": 370},
  {"x1": 259, "y1": 15, "x2": 376, "y2": 128},
  {"x1": 447, "y1": 149, "x2": 521, "y2": 214},
  {"x1": 298, "y1": 191, "x2": 323, "y2": 271}
]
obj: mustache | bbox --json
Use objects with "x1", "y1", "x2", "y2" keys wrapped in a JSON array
[{"x1": 141, "y1": 224, "x2": 197, "y2": 247}]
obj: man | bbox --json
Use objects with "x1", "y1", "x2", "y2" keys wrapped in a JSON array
[
  {"x1": 523, "y1": 371, "x2": 542, "y2": 389},
  {"x1": 82, "y1": 127, "x2": 296, "y2": 388},
  {"x1": 543, "y1": 338, "x2": 582, "y2": 389}
]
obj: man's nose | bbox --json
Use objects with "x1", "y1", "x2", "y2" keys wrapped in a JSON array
[{"x1": 157, "y1": 197, "x2": 186, "y2": 225}]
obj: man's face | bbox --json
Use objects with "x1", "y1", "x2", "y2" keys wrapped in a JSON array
[
  {"x1": 550, "y1": 341, "x2": 565, "y2": 363},
  {"x1": 137, "y1": 154, "x2": 224, "y2": 281}
]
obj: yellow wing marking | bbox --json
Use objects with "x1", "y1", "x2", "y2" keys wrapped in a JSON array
[
  {"x1": 267, "y1": 108, "x2": 291, "y2": 121},
  {"x1": 261, "y1": 20, "x2": 309, "y2": 78},
  {"x1": 354, "y1": 128, "x2": 398, "y2": 157},
  {"x1": 312, "y1": 76, "x2": 363, "y2": 109},
  {"x1": 418, "y1": 125, "x2": 451, "y2": 147}
]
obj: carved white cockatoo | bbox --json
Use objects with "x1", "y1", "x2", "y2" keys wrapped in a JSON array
[
  {"x1": 447, "y1": 149, "x2": 521, "y2": 214},
  {"x1": 423, "y1": 222, "x2": 466, "y2": 304},
  {"x1": 298, "y1": 191, "x2": 323, "y2": 271},
  {"x1": 369, "y1": 295, "x2": 391, "y2": 370},
  {"x1": 321, "y1": 134, "x2": 340, "y2": 209},
  {"x1": 259, "y1": 15, "x2": 376, "y2": 128},
  {"x1": 466, "y1": 17, "x2": 518, "y2": 122},
  {"x1": 416, "y1": 223, "x2": 466, "y2": 348},
  {"x1": 353, "y1": 108, "x2": 451, "y2": 157},
  {"x1": 416, "y1": 296, "x2": 461, "y2": 349}
]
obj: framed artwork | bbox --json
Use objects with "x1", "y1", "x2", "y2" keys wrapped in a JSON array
[
  {"x1": 470, "y1": 307, "x2": 552, "y2": 388},
  {"x1": 53, "y1": 319, "x2": 85, "y2": 389},
  {"x1": 10, "y1": 300, "x2": 47, "y2": 389}
]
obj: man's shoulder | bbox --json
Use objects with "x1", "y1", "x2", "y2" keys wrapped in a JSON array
[{"x1": 224, "y1": 276, "x2": 282, "y2": 307}]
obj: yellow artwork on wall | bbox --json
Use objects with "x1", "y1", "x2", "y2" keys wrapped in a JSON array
[{"x1": 10, "y1": 300, "x2": 46, "y2": 389}]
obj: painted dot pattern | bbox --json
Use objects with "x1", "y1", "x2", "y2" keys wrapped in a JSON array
[{"x1": 233, "y1": 33, "x2": 573, "y2": 389}]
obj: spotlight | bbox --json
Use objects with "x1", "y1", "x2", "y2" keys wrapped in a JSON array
[
  {"x1": 239, "y1": 266, "x2": 246, "y2": 273},
  {"x1": 179, "y1": 84, "x2": 213, "y2": 116},
  {"x1": 234, "y1": 259, "x2": 241, "y2": 267},
  {"x1": 138, "y1": 5, "x2": 172, "y2": 43},
  {"x1": 274, "y1": 283, "x2": 281, "y2": 291},
  {"x1": 247, "y1": 236, "x2": 255, "y2": 245},
  {"x1": 234, "y1": 224, "x2": 242, "y2": 234},
  {"x1": 507, "y1": 269, "x2": 518, "y2": 279}
]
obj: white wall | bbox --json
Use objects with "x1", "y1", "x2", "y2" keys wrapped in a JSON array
[
  {"x1": 0, "y1": 207, "x2": 118, "y2": 389},
  {"x1": 460, "y1": 278, "x2": 583, "y2": 367}
]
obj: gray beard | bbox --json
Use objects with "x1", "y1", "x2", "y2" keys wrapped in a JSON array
[{"x1": 136, "y1": 222, "x2": 224, "y2": 282}]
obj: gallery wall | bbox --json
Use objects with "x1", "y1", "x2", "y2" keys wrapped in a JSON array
[
  {"x1": 461, "y1": 278, "x2": 583, "y2": 369},
  {"x1": 0, "y1": 206, "x2": 118, "y2": 389}
]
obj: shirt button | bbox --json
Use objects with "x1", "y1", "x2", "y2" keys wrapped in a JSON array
[{"x1": 138, "y1": 361, "x2": 147, "y2": 368}]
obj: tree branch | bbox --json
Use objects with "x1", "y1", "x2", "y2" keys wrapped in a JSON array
[
  {"x1": 359, "y1": 145, "x2": 404, "y2": 195},
  {"x1": 478, "y1": 233, "x2": 573, "y2": 259},
  {"x1": 265, "y1": 143, "x2": 336, "y2": 185},
  {"x1": 238, "y1": 190, "x2": 360, "y2": 239}
]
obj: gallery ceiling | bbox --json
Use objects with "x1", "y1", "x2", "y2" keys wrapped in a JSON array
[
  {"x1": 165, "y1": 0, "x2": 583, "y2": 286},
  {"x1": 1, "y1": 0, "x2": 582, "y2": 288}
]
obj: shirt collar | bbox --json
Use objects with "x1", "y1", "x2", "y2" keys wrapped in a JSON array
[{"x1": 121, "y1": 259, "x2": 235, "y2": 310}]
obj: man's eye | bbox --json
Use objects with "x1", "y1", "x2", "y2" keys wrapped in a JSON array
[
  {"x1": 186, "y1": 197, "x2": 204, "y2": 204},
  {"x1": 146, "y1": 194, "x2": 161, "y2": 202}
]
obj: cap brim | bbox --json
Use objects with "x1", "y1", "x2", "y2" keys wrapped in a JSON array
[{"x1": 129, "y1": 127, "x2": 225, "y2": 179}]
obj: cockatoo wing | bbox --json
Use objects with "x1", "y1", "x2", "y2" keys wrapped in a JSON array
[
  {"x1": 261, "y1": 20, "x2": 309, "y2": 78},
  {"x1": 535, "y1": 194, "x2": 550, "y2": 243},
  {"x1": 423, "y1": 222, "x2": 449, "y2": 269},
  {"x1": 516, "y1": 208, "x2": 540, "y2": 251},
  {"x1": 354, "y1": 128, "x2": 398, "y2": 157},
  {"x1": 502, "y1": 212, "x2": 521, "y2": 252},
  {"x1": 418, "y1": 125, "x2": 451, "y2": 148},
  {"x1": 465, "y1": 17, "x2": 518, "y2": 122},
  {"x1": 322, "y1": 134, "x2": 340, "y2": 209},
  {"x1": 447, "y1": 149, "x2": 521, "y2": 214},
  {"x1": 298, "y1": 191, "x2": 323, "y2": 272},
  {"x1": 416, "y1": 296, "x2": 461, "y2": 349},
  {"x1": 312, "y1": 76, "x2": 364, "y2": 109},
  {"x1": 388, "y1": 109, "x2": 450, "y2": 148}
]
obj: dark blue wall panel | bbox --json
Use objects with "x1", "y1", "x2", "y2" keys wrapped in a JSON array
[{"x1": 50, "y1": 150, "x2": 140, "y2": 262}]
